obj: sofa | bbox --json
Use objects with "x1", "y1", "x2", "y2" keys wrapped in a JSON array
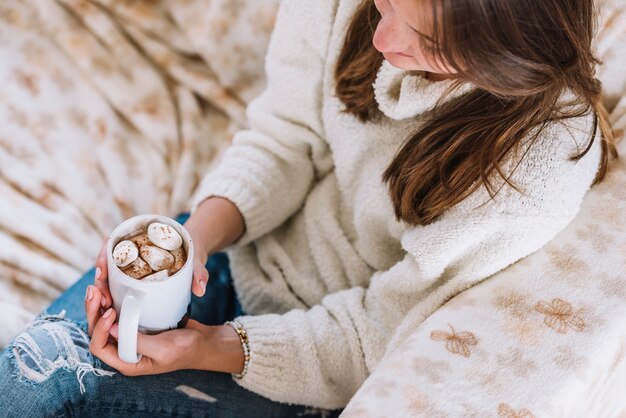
[{"x1": 0, "y1": 1, "x2": 624, "y2": 416}]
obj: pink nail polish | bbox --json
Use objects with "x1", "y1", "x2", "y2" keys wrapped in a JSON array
[
  {"x1": 101, "y1": 295, "x2": 107, "y2": 307},
  {"x1": 199, "y1": 280, "x2": 206, "y2": 292},
  {"x1": 94, "y1": 267, "x2": 101, "y2": 281},
  {"x1": 86, "y1": 286, "x2": 94, "y2": 301},
  {"x1": 103, "y1": 307, "x2": 113, "y2": 318}
]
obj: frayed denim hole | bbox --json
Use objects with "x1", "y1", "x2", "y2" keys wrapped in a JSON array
[
  {"x1": 5, "y1": 338, "x2": 41, "y2": 389},
  {"x1": 7, "y1": 309, "x2": 116, "y2": 394}
]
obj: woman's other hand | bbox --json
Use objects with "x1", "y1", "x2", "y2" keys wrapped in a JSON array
[
  {"x1": 85, "y1": 236, "x2": 113, "y2": 339},
  {"x1": 183, "y1": 220, "x2": 210, "y2": 298},
  {"x1": 93, "y1": 236, "x2": 113, "y2": 312},
  {"x1": 86, "y1": 287, "x2": 212, "y2": 375}
]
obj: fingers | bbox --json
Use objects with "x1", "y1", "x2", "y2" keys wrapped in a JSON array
[
  {"x1": 184, "y1": 218, "x2": 210, "y2": 298},
  {"x1": 135, "y1": 331, "x2": 166, "y2": 360},
  {"x1": 94, "y1": 236, "x2": 113, "y2": 310},
  {"x1": 90, "y1": 306, "x2": 116, "y2": 351},
  {"x1": 95, "y1": 236, "x2": 108, "y2": 275},
  {"x1": 89, "y1": 307, "x2": 144, "y2": 375},
  {"x1": 109, "y1": 323, "x2": 161, "y2": 360},
  {"x1": 110, "y1": 323, "x2": 119, "y2": 339},
  {"x1": 85, "y1": 285, "x2": 103, "y2": 337},
  {"x1": 191, "y1": 260, "x2": 209, "y2": 297}
]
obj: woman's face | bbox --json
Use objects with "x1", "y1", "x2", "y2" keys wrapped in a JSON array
[{"x1": 372, "y1": 0, "x2": 454, "y2": 77}]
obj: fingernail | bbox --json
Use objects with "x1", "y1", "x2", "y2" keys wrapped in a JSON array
[
  {"x1": 86, "y1": 286, "x2": 94, "y2": 301},
  {"x1": 101, "y1": 295, "x2": 107, "y2": 307},
  {"x1": 199, "y1": 279, "x2": 206, "y2": 292},
  {"x1": 103, "y1": 307, "x2": 113, "y2": 318},
  {"x1": 110, "y1": 324, "x2": 119, "y2": 338},
  {"x1": 94, "y1": 267, "x2": 101, "y2": 281}
]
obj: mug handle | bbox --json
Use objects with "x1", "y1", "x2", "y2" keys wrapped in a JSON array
[{"x1": 117, "y1": 288, "x2": 146, "y2": 363}]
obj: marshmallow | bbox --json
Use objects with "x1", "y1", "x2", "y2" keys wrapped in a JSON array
[
  {"x1": 168, "y1": 247, "x2": 186, "y2": 276},
  {"x1": 121, "y1": 256, "x2": 152, "y2": 279},
  {"x1": 142, "y1": 269, "x2": 170, "y2": 283},
  {"x1": 129, "y1": 232, "x2": 151, "y2": 248},
  {"x1": 139, "y1": 245, "x2": 175, "y2": 271},
  {"x1": 112, "y1": 240, "x2": 138, "y2": 268},
  {"x1": 147, "y1": 222, "x2": 183, "y2": 251}
]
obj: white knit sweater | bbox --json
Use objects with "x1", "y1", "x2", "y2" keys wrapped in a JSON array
[{"x1": 190, "y1": 0, "x2": 602, "y2": 409}]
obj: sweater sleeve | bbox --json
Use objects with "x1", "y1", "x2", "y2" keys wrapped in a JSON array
[
  {"x1": 229, "y1": 122, "x2": 603, "y2": 409},
  {"x1": 189, "y1": 0, "x2": 335, "y2": 247}
]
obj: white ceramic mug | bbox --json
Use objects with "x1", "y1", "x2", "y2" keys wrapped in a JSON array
[{"x1": 106, "y1": 214, "x2": 194, "y2": 363}]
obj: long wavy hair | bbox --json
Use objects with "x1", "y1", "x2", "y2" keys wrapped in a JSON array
[{"x1": 335, "y1": 0, "x2": 618, "y2": 225}]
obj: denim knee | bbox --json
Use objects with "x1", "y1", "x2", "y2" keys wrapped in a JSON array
[{"x1": 2, "y1": 309, "x2": 116, "y2": 397}]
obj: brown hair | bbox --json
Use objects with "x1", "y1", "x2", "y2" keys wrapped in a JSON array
[{"x1": 335, "y1": 0, "x2": 618, "y2": 225}]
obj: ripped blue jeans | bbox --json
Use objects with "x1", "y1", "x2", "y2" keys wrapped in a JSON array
[{"x1": 0, "y1": 213, "x2": 343, "y2": 418}]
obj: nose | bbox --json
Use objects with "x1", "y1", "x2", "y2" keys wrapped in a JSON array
[
  {"x1": 372, "y1": 17, "x2": 404, "y2": 54},
  {"x1": 372, "y1": 16, "x2": 409, "y2": 52}
]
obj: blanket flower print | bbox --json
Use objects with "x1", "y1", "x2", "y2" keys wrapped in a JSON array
[
  {"x1": 534, "y1": 298, "x2": 586, "y2": 334},
  {"x1": 430, "y1": 323, "x2": 478, "y2": 357}
]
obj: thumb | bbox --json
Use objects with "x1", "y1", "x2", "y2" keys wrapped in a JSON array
[
  {"x1": 109, "y1": 324, "x2": 162, "y2": 359},
  {"x1": 191, "y1": 261, "x2": 209, "y2": 297},
  {"x1": 135, "y1": 331, "x2": 163, "y2": 359}
]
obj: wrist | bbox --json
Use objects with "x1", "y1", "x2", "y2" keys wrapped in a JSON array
[
  {"x1": 197, "y1": 325, "x2": 245, "y2": 374},
  {"x1": 186, "y1": 197, "x2": 246, "y2": 254}
]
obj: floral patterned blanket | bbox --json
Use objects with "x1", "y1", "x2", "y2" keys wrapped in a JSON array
[{"x1": 0, "y1": 0, "x2": 625, "y2": 414}]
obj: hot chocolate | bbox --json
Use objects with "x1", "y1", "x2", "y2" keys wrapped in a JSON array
[{"x1": 112, "y1": 222, "x2": 187, "y2": 282}]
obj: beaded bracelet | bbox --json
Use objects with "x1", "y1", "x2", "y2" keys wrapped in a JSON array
[{"x1": 225, "y1": 320, "x2": 250, "y2": 379}]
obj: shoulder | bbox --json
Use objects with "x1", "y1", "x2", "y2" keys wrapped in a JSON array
[
  {"x1": 273, "y1": 0, "x2": 341, "y2": 59},
  {"x1": 461, "y1": 107, "x2": 602, "y2": 218},
  {"x1": 520, "y1": 109, "x2": 600, "y2": 185}
]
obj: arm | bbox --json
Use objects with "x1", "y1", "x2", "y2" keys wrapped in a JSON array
[
  {"x1": 185, "y1": 197, "x2": 246, "y2": 255},
  {"x1": 188, "y1": 0, "x2": 335, "y2": 248}
]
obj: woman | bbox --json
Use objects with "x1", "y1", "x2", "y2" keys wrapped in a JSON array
[{"x1": 0, "y1": 0, "x2": 617, "y2": 415}]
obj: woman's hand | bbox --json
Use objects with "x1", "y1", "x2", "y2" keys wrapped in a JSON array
[
  {"x1": 85, "y1": 285, "x2": 244, "y2": 375},
  {"x1": 86, "y1": 234, "x2": 211, "y2": 375},
  {"x1": 182, "y1": 220, "x2": 211, "y2": 297},
  {"x1": 86, "y1": 231, "x2": 210, "y2": 369},
  {"x1": 92, "y1": 236, "x2": 114, "y2": 312},
  {"x1": 85, "y1": 285, "x2": 209, "y2": 375},
  {"x1": 86, "y1": 201, "x2": 246, "y2": 374}
]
